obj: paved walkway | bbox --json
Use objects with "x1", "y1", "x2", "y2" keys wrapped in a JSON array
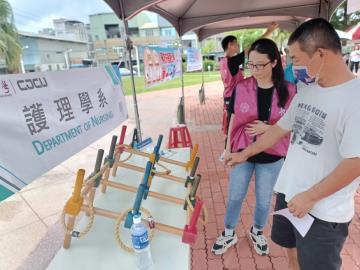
[{"x1": 185, "y1": 92, "x2": 360, "y2": 270}]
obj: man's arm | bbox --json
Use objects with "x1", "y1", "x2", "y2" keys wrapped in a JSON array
[
  {"x1": 288, "y1": 158, "x2": 360, "y2": 218},
  {"x1": 243, "y1": 22, "x2": 279, "y2": 55},
  {"x1": 228, "y1": 22, "x2": 280, "y2": 73},
  {"x1": 226, "y1": 124, "x2": 290, "y2": 166}
]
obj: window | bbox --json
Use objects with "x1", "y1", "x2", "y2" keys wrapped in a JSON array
[
  {"x1": 105, "y1": 24, "x2": 121, "y2": 38},
  {"x1": 129, "y1": 27, "x2": 139, "y2": 36},
  {"x1": 145, "y1": 29, "x2": 154, "y2": 37},
  {"x1": 162, "y1": 28, "x2": 173, "y2": 37}
]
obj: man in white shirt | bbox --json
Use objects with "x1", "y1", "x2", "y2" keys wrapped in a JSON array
[
  {"x1": 350, "y1": 45, "x2": 360, "y2": 74},
  {"x1": 226, "y1": 18, "x2": 360, "y2": 270}
]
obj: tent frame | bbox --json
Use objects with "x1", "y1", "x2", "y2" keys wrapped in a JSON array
[{"x1": 110, "y1": 0, "x2": 342, "y2": 135}]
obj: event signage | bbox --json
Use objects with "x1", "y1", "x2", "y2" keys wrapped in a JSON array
[{"x1": 0, "y1": 67, "x2": 127, "y2": 192}]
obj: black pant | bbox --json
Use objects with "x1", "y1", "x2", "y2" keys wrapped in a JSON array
[
  {"x1": 350, "y1": 61, "x2": 359, "y2": 73},
  {"x1": 271, "y1": 193, "x2": 350, "y2": 270}
]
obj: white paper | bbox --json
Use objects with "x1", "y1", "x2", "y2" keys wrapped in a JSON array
[
  {"x1": 160, "y1": 149, "x2": 177, "y2": 158},
  {"x1": 272, "y1": 208, "x2": 314, "y2": 237}
]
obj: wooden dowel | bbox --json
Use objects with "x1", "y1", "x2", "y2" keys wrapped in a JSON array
[
  {"x1": 106, "y1": 181, "x2": 184, "y2": 205},
  {"x1": 81, "y1": 205, "x2": 119, "y2": 219},
  {"x1": 152, "y1": 222, "x2": 183, "y2": 236},
  {"x1": 63, "y1": 215, "x2": 76, "y2": 249},
  {"x1": 80, "y1": 205, "x2": 183, "y2": 236},
  {"x1": 100, "y1": 167, "x2": 111, "y2": 193},
  {"x1": 86, "y1": 188, "x2": 96, "y2": 217},
  {"x1": 115, "y1": 162, "x2": 185, "y2": 184},
  {"x1": 124, "y1": 148, "x2": 187, "y2": 167},
  {"x1": 81, "y1": 182, "x2": 93, "y2": 197},
  {"x1": 112, "y1": 151, "x2": 120, "y2": 177}
]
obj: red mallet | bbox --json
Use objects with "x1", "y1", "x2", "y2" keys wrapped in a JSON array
[
  {"x1": 182, "y1": 196, "x2": 203, "y2": 245},
  {"x1": 116, "y1": 125, "x2": 127, "y2": 155}
]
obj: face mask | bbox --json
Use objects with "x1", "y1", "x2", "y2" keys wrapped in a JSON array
[
  {"x1": 292, "y1": 52, "x2": 325, "y2": 85},
  {"x1": 292, "y1": 65, "x2": 316, "y2": 85}
]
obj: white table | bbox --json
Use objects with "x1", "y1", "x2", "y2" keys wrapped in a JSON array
[{"x1": 47, "y1": 147, "x2": 190, "y2": 270}]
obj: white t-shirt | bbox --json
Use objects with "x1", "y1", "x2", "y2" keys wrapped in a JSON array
[
  {"x1": 350, "y1": 50, "x2": 360, "y2": 62},
  {"x1": 275, "y1": 78, "x2": 360, "y2": 223}
]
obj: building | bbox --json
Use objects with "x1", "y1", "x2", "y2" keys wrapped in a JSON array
[
  {"x1": 53, "y1": 18, "x2": 88, "y2": 42},
  {"x1": 88, "y1": 11, "x2": 197, "y2": 67},
  {"x1": 38, "y1": 28, "x2": 55, "y2": 36},
  {"x1": 19, "y1": 31, "x2": 88, "y2": 72}
]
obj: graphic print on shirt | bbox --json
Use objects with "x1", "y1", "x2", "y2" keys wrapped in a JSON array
[
  {"x1": 290, "y1": 102, "x2": 327, "y2": 156},
  {"x1": 240, "y1": 102, "x2": 250, "y2": 113},
  {"x1": 279, "y1": 107, "x2": 286, "y2": 116}
]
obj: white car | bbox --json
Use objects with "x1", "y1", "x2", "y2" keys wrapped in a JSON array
[{"x1": 119, "y1": 68, "x2": 137, "y2": 76}]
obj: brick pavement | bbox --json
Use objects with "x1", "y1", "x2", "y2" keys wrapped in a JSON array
[{"x1": 185, "y1": 95, "x2": 360, "y2": 270}]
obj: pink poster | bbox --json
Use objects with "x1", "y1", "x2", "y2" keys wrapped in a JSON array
[{"x1": 144, "y1": 46, "x2": 182, "y2": 88}]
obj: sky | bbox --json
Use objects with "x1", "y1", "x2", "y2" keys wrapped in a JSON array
[{"x1": 9, "y1": 0, "x2": 113, "y2": 32}]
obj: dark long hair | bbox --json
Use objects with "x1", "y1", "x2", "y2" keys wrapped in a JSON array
[{"x1": 248, "y1": 38, "x2": 289, "y2": 108}]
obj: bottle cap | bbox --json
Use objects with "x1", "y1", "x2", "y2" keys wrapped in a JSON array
[{"x1": 133, "y1": 213, "x2": 141, "y2": 224}]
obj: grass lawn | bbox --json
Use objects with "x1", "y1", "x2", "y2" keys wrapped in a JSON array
[{"x1": 121, "y1": 71, "x2": 221, "y2": 96}]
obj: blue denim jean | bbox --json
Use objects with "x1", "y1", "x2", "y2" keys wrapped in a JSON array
[{"x1": 224, "y1": 159, "x2": 284, "y2": 231}]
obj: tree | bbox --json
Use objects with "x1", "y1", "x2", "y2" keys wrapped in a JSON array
[
  {"x1": 331, "y1": 1, "x2": 360, "y2": 31},
  {"x1": 228, "y1": 29, "x2": 264, "y2": 51},
  {"x1": 0, "y1": 0, "x2": 21, "y2": 73},
  {"x1": 201, "y1": 39, "x2": 216, "y2": 54},
  {"x1": 228, "y1": 28, "x2": 290, "y2": 52},
  {"x1": 272, "y1": 29, "x2": 290, "y2": 51}
]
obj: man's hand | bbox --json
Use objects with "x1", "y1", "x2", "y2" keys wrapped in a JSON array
[
  {"x1": 267, "y1": 22, "x2": 279, "y2": 33},
  {"x1": 245, "y1": 120, "x2": 270, "y2": 136},
  {"x1": 288, "y1": 190, "x2": 317, "y2": 218},
  {"x1": 225, "y1": 151, "x2": 248, "y2": 167}
]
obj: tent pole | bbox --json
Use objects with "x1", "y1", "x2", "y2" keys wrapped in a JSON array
[
  {"x1": 180, "y1": 37, "x2": 186, "y2": 124},
  {"x1": 201, "y1": 41, "x2": 204, "y2": 87},
  {"x1": 119, "y1": 0, "x2": 142, "y2": 141},
  {"x1": 198, "y1": 40, "x2": 205, "y2": 105}
]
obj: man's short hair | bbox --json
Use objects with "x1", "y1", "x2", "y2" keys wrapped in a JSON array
[
  {"x1": 221, "y1": 35, "x2": 237, "y2": 51},
  {"x1": 288, "y1": 18, "x2": 341, "y2": 55}
]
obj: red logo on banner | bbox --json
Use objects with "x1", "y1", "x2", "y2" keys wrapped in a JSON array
[{"x1": 160, "y1": 52, "x2": 175, "y2": 63}]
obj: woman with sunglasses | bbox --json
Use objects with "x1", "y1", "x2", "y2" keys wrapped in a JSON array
[{"x1": 212, "y1": 38, "x2": 297, "y2": 256}]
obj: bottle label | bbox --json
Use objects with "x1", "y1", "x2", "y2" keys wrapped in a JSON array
[{"x1": 131, "y1": 231, "x2": 149, "y2": 250}]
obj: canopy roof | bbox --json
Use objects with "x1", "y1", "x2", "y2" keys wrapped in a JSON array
[
  {"x1": 336, "y1": 29, "x2": 352, "y2": 40},
  {"x1": 105, "y1": 0, "x2": 344, "y2": 40},
  {"x1": 347, "y1": 24, "x2": 360, "y2": 40}
]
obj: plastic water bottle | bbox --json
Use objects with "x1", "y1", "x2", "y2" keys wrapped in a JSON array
[{"x1": 131, "y1": 214, "x2": 154, "y2": 270}]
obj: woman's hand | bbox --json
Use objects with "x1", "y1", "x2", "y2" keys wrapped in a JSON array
[
  {"x1": 245, "y1": 120, "x2": 270, "y2": 136},
  {"x1": 224, "y1": 150, "x2": 231, "y2": 164},
  {"x1": 225, "y1": 151, "x2": 248, "y2": 167}
]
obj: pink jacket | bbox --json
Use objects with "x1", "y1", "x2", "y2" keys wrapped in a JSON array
[
  {"x1": 219, "y1": 57, "x2": 244, "y2": 98},
  {"x1": 230, "y1": 77, "x2": 297, "y2": 157}
]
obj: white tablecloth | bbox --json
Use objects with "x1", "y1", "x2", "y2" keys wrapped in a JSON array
[{"x1": 47, "y1": 147, "x2": 190, "y2": 270}]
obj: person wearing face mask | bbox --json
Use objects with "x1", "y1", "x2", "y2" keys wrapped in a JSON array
[
  {"x1": 285, "y1": 60, "x2": 317, "y2": 93},
  {"x1": 219, "y1": 23, "x2": 279, "y2": 161},
  {"x1": 226, "y1": 18, "x2": 360, "y2": 270},
  {"x1": 211, "y1": 38, "x2": 296, "y2": 256}
]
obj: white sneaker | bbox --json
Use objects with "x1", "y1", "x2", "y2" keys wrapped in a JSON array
[
  {"x1": 211, "y1": 231, "x2": 238, "y2": 255},
  {"x1": 248, "y1": 226, "x2": 269, "y2": 256}
]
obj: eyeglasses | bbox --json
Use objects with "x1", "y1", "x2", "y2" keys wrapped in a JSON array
[{"x1": 246, "y1": 61, "x2": 271, "y2": 70}]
